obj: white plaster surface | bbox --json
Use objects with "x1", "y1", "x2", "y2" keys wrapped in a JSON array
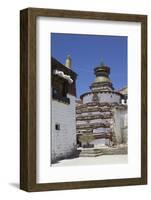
[
  {"x1": 82, "y1": 93, "x2": 93, "y2": 103},
  {"x1": 51, "y1": 94, "x2": 76, "y2": 162},
  {"x1": 113, "y1": 108, "x2": 127, "y2": 144},
  {"x1": 97, "y1": 93, "x2": 121, "y2": 103},
  {"x1": 82, "y1": 92, "x2": 121, "y2": 104}
]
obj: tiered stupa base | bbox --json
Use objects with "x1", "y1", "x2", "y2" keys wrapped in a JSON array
[{"x1": 76, "y1": 101, "x2": 118, "y2": 147}]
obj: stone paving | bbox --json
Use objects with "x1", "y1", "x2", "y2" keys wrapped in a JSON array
[{"x1": 52, "y1": 154, "x2": 128, "y2": 167}]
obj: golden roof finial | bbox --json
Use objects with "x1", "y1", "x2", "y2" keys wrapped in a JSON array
[{"x1": 65, "y1": 55, "x2": 72, "y2": 68}]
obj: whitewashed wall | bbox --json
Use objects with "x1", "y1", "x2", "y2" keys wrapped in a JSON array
[
  {"x1": 121, "y1": 111, "x2": 128, "y2": 143},
  {"x1": 82, "y1": 92, "x2": 121, "y2": 104},
  {"x1": 98, "y1": 93, "x2": 121, "y2": 103},
  {"x1": 82, "y1": 93, "x2": 93, "y2": 103},
  {"x1": 113, "y1": 107, "x2": 127, "y2": 144},
  {"x1": 51, "y1": 94, "x2": 76, "y2": 162}
]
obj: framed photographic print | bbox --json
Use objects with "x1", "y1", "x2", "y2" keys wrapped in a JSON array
[{"x1": 20, "y1": 8, "x2": 147, "y2": 191}]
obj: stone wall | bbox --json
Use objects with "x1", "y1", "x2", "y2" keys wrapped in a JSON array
[{"x1": 51, "y1": 94, "x2": 77, "y2": 163}]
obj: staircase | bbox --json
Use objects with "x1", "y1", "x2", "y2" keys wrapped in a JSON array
[{"x1": 79, "y1": 148, "x2": 103, "y2": 157}]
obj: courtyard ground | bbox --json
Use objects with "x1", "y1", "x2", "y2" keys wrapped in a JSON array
[{"x1": 52, "y1": 154, "x2": 128, "y2": 167}]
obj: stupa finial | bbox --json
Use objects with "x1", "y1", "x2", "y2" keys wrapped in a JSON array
[{"x1": 100, "y1": 61, "x2": 104, "y2": 67}]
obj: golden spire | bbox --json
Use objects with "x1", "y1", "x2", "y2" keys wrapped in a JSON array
[{"x1": 65, "y1": 55, "x2": 72, "y2": 69}]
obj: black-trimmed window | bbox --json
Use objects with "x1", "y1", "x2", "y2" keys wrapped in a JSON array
[{"x1": 52, "y1": 78, "x2": 70, "y2": 104}]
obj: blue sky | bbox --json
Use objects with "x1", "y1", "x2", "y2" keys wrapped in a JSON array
[{"x1": 51, "y1": 33, "x2": 127, "y2": 98}]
